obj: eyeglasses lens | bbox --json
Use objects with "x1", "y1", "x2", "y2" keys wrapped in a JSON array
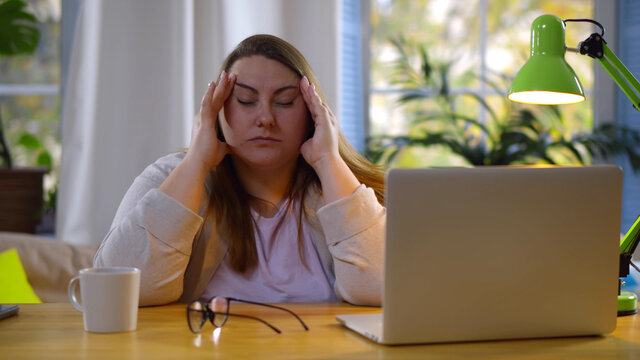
[
  {"x1": 210, "y1": 297, "x2": 229, "y2": 327},
  {"x1": 187, "y1": 301, "x2": 206, "y2": 333}
]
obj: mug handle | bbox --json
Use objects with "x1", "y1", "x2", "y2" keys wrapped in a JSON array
[{"x1": 68, "y1": 276, "x2": 83, "y2": 312}]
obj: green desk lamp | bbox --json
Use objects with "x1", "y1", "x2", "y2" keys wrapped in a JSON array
[
  {"x1": 508, "y1": 14, "x2": 640, "y2": 109},
  {"x1": 508, "y1": 14, "x2": 640, "y2": 316}
]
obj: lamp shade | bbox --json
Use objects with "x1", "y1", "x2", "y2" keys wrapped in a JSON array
[{"x1": 508, "y1": 14, "x2": 585, "y2": 105}]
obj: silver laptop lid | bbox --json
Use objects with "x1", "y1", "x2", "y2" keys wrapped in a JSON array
[{"x1": 383, "y1": 166, "x2": 622, "y2": 344}]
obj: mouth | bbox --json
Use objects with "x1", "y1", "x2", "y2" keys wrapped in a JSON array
[{"x1": 249, "y1": 136, "x2": 280, "y2": 144}]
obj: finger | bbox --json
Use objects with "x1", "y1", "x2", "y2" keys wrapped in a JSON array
[
  {"x1": 305, "y1": 81, "x2": 337, "y2": 127},
  {"x1": 309, "y1": 83, "x2": 333, "y2": 123},
  {"x1": 300, "y1": 77, "x2": 326, "y2": 122},
  {"x1": 211, "y1": 72, "x2": 236, "y2": 112},
  {"x1": 200, "y1": 80, "x2": 217, "y2": 119}
]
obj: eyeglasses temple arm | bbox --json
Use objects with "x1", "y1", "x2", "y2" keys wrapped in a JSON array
[
  {"x1": 226, "y1": 313, "x2": 282, "y2": 334},
  {"x1": 227, "y1": 297, "x2": 309, "y2": 330}
]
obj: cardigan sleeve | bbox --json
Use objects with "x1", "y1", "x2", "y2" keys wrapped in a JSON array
[
  {"x1": 316, "y1": 184, "x2": 385, "y2": 306},
  {"x1": 93, "y1": 152, "x2": 204, "y2": 306}
]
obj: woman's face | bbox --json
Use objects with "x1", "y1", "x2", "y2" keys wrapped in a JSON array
[{"x1": 221, "y1": 55, "x2": 309, "y2": 171}]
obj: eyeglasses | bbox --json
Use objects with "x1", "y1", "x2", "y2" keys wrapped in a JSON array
[{"x1": 186, "y1": 296, "x2": 309, "y2": 334}]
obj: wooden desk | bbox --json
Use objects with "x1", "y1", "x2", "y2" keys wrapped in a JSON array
[{"x1": 2, "y1": 303, "x2": 640, "y2": 359}]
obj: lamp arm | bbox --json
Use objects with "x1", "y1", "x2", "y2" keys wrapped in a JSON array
[
  {"x1": 620, "y1": 215, "x2": 640, "y2": 278},
  {"x1": 597, "y1": 42, "x2": 640, "y2": 111},
  {"x1": 621, "y1": 215, "x2": 640, "y2": 255}
]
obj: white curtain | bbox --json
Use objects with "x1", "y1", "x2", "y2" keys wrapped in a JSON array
[{"x1": 58, "y1": 0, "x2": 340, "y2": 245}]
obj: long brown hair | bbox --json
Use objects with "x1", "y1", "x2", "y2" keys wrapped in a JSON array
[{"x1": 207, "y1": 34, "x2": 384, "y2": 273}]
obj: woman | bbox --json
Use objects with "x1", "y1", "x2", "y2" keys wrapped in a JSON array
[{"x1": 95, "y1": 34, "x2": 386, "y2": 306}]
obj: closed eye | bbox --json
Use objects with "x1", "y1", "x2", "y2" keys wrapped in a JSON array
[
  {"x1": 276, "y1": 100, "x2": 294, "y2": 106},
  {"x1": 237, "y1": 98, "x2": 256, "y2": 105}
]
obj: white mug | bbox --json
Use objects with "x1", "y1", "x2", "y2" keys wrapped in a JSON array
[{"x1": 68, "y1": 267, "x2": 141, "y2": 333}]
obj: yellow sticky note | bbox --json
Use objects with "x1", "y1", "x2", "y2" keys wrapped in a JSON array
[{"x1": 0, "y1": 248, "x2": 42, "y2": 303}]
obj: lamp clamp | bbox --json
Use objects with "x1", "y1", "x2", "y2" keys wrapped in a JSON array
[{"x1": 578, "y1": 33, "x2": 605, "y2": 59}]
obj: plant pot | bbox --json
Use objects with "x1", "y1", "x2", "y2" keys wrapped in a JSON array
[{"x1": 0, "y1": 167, "x2": 48, "y2": 233}]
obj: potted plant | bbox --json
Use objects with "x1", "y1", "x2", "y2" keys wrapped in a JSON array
[
  {"x1": 367, "y1": 37, "x2": 640, "y2": 171},
  {"x1": 0, "y1": 0, "x2": 50, "y2": 233}
]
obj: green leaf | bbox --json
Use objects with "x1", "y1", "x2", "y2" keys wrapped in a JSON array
[
  {"x1": 398, "y1": 92, "x2": 428, "y2": 103},
  {"x1": 16, "y1": 132, "x2": 41, "y2": 149},
  {"x1": 445, "y1": 112, "x2": 492, "y2": 137},
  {"x1": 459, "y1": 91, "x2": 499, "y2": 125},
  {"x1": 438, "y1": 69, "x2": 449, "y2": 97},
  {"x1": 36, "y1": 150, "x2": 52, "y2": 168},
  {"x1": 551, "y1": 141, "x2": 587, "y2": 165},
  {"x1": 419, "y1": 45, "x2": 431, "y2": 82},
  {"x1": 0, "y1": 0, "x2": 40, "y2": 56}
]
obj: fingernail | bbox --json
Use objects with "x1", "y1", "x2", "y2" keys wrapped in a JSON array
[
  {"x1": 208, "y1": 81, "x2": 213, "y2": 88},
  {"x1": 220, "y1": 71, "x2": 227, "y2": 81}
]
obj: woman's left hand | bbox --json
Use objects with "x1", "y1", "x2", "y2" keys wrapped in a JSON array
[
  {"x1": 299, "y1": 76, "x2": 360, "y2": 203},
  {"x1": 299, "y1": 76, "x2": 340, "y2": 170}
]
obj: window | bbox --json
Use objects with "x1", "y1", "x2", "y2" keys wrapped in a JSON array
[
  {"x1": 0, "y1": 0, "x2": 61, "y2": 217},
  {"x1": 369, "y1": 0, "x2": 595, "y2": 167},
  {"x1": 340, "y1": 0, "x2": 369, "y2": 153}
]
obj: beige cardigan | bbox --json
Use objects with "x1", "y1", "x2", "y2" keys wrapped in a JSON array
[{"x1": 94, "y1": 153, "x2": 385, "y2": 306}]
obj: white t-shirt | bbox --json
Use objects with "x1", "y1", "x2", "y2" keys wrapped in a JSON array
[{"x1": 200, "y1": 197, "x2": 340, "y2": 302}]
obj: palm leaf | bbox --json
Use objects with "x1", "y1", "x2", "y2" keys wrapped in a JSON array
[
  {"x1": 398, "y1": 90, "x2": 430, "y2": 104},
  {"x1": 0, "y1": 0, "x2": 40, "y2": 56},
  {"x1": 419, "y1": 44, "x2": 431, "y2": 82},
  {"x1": 458, "y1": 91, "x2": 499, "y2": 125},
  {"x1": 441, "y1": 112, "x2": 493, "y2": 140},
  {"x1": 403, "y1": 133, "x2": 486, "y2": 166},
  {"x1": 548, "y1": 140, "x2": 588, "y2": 165}
]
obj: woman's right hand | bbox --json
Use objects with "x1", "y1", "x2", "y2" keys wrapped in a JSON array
[
  {"x1": 185, "y1": 71, "x2": 236, "y2": 172},
  {"x1": 158, "y1": 72, "x2": 236, "y2": 212}
]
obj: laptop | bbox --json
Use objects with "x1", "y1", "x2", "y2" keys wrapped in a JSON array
[{"x1": 337, "y1": 165, "x2": 622, "y2": 345}]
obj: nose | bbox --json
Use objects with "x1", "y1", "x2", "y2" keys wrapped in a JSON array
[{"x1": 256, "y1": 103, "x2": 276, "y2": 128}]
